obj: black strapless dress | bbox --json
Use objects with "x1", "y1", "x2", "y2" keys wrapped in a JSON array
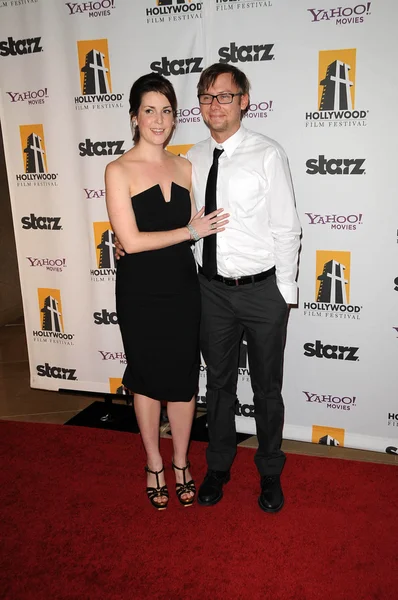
[{"x1": 116, "y1": 182, "x2": 200, "y2": 402}]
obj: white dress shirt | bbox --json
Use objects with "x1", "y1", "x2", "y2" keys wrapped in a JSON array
[{"x1": 187, "y1": 125, "x2": 301, "y2": 304}]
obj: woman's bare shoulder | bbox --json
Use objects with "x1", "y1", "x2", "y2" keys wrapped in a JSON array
[
  {"x1": 105, "y1": 148, "x2": 141, "y2": 180},
  {"x1": 166, "y1": 151, "x2": 192, "y2": 174}
]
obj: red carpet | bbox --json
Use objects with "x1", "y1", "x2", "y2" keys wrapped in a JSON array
[{"x1": 0, "y1": 421, "x2": 397, "y2": 600}]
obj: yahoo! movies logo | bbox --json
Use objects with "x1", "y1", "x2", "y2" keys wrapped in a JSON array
[
  {"x1": 304, "y1": 391, "x2": 357, "y2": 412},
  {"x1": 305, "y1": 212, "x2": 363, "y2": 231},
  {"x1": 303, "y1": 250, "x2": 362, "y2": 319},
  {"x1": 145, "y1": 1, "x2": 202, "y2": 25},
  {"x1": 243, "y1": 100, "x2": 273, "y2": 122},
  {"x1": 312, "y1": 425, "x2": 345, "y2": 446},
  {"x1": 84, "y1": 187, "x2": 105, "y2": 200},
  {"x1": 215, "y1": 1, "x2": 272, "y2": 12},
  {"x1": 75, "y1": 39, "x2": 123, "y2": 110},
  {"x1": 176, "y1": 106, "x2": 202, "y2": 125},
  {"x1": 26, "y1": 256, "x2": 67, "y2": 272},
  {"x1": 33, "y1": 288, "x2": 74, "y2": 345},
  {"x1": 99, "y1": 350, "x2": 126, "y2": 364},
  {"x1": 91, "y1": 221, "x2": 116, "y2": 282},
  {"x1": 6, "y1": 87, "x2": 48, "y2": 106},
  {"x1": 305, "y1": 48, "x2": 368, "y2": 127},
  {"x1": 308, "y1": 3, "x2": 371, "y2": 26},
  {"x1": 66, "y1": 0, "x2": 115, "y2": 18},
  {"x1": 17, "y1": 125, "x2": 58, "y2": 186}
]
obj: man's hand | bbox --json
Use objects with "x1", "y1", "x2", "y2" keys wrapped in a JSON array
[{"x1": 114, "y1": 235, "x2": 125, "y2": 260}]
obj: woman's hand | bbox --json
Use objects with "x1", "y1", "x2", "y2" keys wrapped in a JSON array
[
  {"x1": 114, "y1": 236, "x2": 125, "y2": 260},
  {"x1": 189, "y1": 207, "x2": 229, "y2": 239}
]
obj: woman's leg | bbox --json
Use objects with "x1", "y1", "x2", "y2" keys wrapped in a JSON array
[
  {"x1": 167, "y1": 396, "x2": 196, "y2": 501},
  {"x1": 134, "y1": 393, "x2": 167, "y2": 505}
]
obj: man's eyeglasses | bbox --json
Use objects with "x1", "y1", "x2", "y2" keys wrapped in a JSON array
[{"x1": 198, "y1": 92, "x2": 243, "y2": 105}]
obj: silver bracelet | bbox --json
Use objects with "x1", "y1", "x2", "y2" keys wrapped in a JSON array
[{"x1": 186, "y1": 223, "x2": 200, "y2": 242}]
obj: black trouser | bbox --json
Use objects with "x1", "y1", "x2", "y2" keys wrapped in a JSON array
[{"x1": 199, "y1": 273, "x2": 288, "y2": 477}]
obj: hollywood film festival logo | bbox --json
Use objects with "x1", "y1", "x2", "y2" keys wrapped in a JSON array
[
  {"x1": 16, "y1": 125, "x2": 58, "y2": 187},
  {"x1": 303, "y1": 250, "x2": 362, "y2": 320},
  {"x1": 75, "y1": 39, "x2": 123, "y2": 111},
  {"x1": 33, "y1": 288, "x2": 74, "y2": 345},
  {"x1": 66, "y1": 0, "x2": 115, "y2": 18},
  {"x1": 215, "y1": 0, "x2": 273, "y2": 13},
  {"x1": 145, "y1": 0, "x2": 202, "y2": 25},
  {"x1": 91, "y1": 221, "x2": 116, "y2": 282},
  {"x1": 305, "y1": 48, "x2": 368, "y2": 128},
  {"x1": 307, "y1": 2, "x2": 371, "y2": 26}
]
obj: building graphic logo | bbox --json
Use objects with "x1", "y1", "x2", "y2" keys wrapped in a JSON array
[
  {"x1": 312, "y1": 425, "x2": 345, "y2": 446},
  {"x1": 317, "y1": 252, "x2": 350, "y2": 304},
  {"x1": 109, "y1": 378, "x2": 128, "y2": 395},
  {"x1": 167, "y1": 144, "x2": 194, "y2": 156},
  {"x1": 33, "y1": 289, "x2": 74, "y2": 344},
  {"x1": 303, "y1": 251, "x2": 361, "y2": 319},
  {"x1": 39, "y1": 289, "x2": 64, "y2": 333},
  {"x1": 318, "y1": 49, "x2": 356, "y2": 111},
  {"x1": 306, "y1": 48, "x2": 368, "y2": 127},
  {"x1": 20, "y1": 124, "x2": 47, "y2": 173},
  {"x1": 91, "y1": 222, "x2": 116, "y2": 282},
  {"x1": 75, "y1": 39, "x2": 123, "y2": 110},
  {"x1": 17, "y1": 125, "x2": 58, "y2": 186}
]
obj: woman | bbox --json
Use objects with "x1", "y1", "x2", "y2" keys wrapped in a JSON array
[{"x1": 105, "y1": 73, "x2": 228, "y2": 510}]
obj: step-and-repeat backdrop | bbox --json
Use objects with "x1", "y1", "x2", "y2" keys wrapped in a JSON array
[{"x1": 1, "y1": 0, "x2": 397, "y2": 455}]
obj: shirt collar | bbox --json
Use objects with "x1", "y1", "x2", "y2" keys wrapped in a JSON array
[{"x1": 210, "y1": 125, "x2": 246, "y2": 159}]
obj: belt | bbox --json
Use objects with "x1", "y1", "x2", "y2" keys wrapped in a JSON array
[{"x1": 198, "y1": 266, "x2": 275, "y2": 286}]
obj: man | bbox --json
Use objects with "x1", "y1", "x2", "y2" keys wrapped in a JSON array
[
  {"x1": 188, "y1": 63, "x2": 301, "y2": 512},
  {"x1": 116, "y1": 63, "x2": 301, "y2": 512}
]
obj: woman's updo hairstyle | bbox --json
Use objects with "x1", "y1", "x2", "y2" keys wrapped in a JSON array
[{"x1": 129, "y1": 73, "x2": 178, "y2": 143}]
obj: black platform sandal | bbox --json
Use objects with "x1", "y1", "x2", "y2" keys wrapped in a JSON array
[
  {"x1": 172, "y1": 460, "x2": 196, "y2": 507},
  {"x1": 145, "y1": 465, "x2": 169, "y2": 511}
]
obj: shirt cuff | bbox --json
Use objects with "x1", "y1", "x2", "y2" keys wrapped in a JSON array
[{"x1": 276, "y1": 281, "x2": 298, "y2": 305}]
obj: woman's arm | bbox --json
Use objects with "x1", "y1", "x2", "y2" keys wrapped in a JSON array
[{"x1": 105, "y1": 161, "x2": 228, "y2": 254}]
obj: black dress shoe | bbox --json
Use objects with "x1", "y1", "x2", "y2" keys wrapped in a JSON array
[
  {"x1": 258, "y1": 475, "x2": 284, "y2": 513},
  {"x1": 197, "y1": 470, "x2": 230, "y2": 506}
]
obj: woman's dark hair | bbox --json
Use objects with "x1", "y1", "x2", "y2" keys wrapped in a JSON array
[
  {"x1": 129, "y1": 73, "x2": 177, "y2": 143},
  {"x1": 197, "y1": 63, "x2": 251, "y2": 116}
]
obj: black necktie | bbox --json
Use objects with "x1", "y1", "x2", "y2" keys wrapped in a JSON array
[{"x1": 202, "y1": 147, "x2": 224, "y2": 281}]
